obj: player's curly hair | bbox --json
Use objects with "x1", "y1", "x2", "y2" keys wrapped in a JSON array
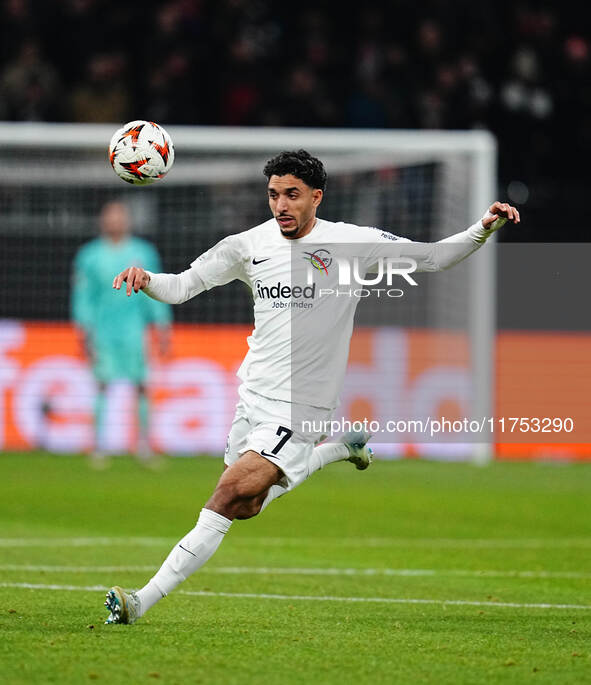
[{"x1": 263, "y1": 149, "x2": 327, "y2": 191}]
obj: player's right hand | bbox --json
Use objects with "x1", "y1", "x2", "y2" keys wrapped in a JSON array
[{"x1": 113, "y1": 267, "x2": 150, "y2": 295}]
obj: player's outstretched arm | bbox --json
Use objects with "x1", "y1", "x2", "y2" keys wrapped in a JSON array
[
  {"x1": 115, "y1": 234, "x2": 246, "y2": 304},
  {"x1": 113, "y1": 265, "x2": 206, "y2": 304},
  {"x1": 112, "y1": 236, "x2": 244, "y2": 304},
  {"x1": 383, "y1": 200, "x2": 521, "y2": 273},
  {"x1": 441, "y1": 200, "x2": 520, "y2": 245},
  {"x1": 423, "y1": 200, "x2": 521, "y2": 270}
]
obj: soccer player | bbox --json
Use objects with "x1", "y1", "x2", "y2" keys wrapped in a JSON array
[
  {"x1": 71, "y1": 200, "x2": 172, "y2": 466},
  {"x1": 104, "y1": 149, "x2": 519, "y2": 623}
]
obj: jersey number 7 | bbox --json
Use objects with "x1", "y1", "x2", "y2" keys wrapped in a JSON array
[{"x1": 270, "y1": 426, "x2": 293, "y2": 454}]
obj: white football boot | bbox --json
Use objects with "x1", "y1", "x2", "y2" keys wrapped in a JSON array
[
  {"x1": 104, "y1": 586, "x2": 141, "y2": 625},
  {"x1": 341, "y1": 430, "x2": 373, "y2": 470}
]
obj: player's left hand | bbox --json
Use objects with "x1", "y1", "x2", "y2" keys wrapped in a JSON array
[{"x1": 481, "y1": 201, "x2": 521, "y2": 230}]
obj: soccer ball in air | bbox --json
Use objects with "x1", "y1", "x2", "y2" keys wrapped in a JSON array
[{"x1": 108, "y1": 120, "x2": 175, "y2": 185}]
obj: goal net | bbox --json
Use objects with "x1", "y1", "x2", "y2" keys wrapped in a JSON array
[{"x1": 0, "y1": 124, "x2": 496, "y2": 459}]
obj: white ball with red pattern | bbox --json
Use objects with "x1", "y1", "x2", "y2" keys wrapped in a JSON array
[{"x1": 108, "y1": 120, "x2": 175, "y2": 185}]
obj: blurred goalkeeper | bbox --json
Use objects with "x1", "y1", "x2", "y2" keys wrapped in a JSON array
[
  {"x1": 71, "y1": 200, "x2": 172, "y2": 467},
  {"x1": 104, "y1": 149, "x2": 519, "y2": 624}
]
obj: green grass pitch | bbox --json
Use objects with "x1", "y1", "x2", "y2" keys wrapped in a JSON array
[{"x1": 1, "y1": 452, "x2": 590, "y2": 684}]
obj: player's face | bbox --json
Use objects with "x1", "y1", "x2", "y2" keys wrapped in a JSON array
[{"x1": 267, "y1": 174, "x2": 323, "y2": 239}]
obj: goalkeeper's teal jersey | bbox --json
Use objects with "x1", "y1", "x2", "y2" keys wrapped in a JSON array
[{"x1": 71, "y1": 236, "x2": 171, "y2": 381}]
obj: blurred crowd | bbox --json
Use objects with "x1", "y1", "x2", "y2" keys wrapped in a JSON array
[{"x1": 0, "y1": 0, "x2": 588, "y2": 235}]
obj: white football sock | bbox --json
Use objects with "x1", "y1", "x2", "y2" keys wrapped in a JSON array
[
  {"x1": 136, "y1": 507, "x2": 232, "y2": 616},
  {"x1": 308, "y1": 442, "x2": 349, "y2": 471}
]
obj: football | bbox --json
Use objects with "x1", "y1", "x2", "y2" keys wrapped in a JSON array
[{"x1": 108, "y1": 120, "x2": 175, "y2": 185}]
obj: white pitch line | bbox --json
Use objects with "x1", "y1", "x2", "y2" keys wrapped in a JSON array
[
  {"x1": 0, "y1": 582, "x2": 107, "y2": 592},
  {"x1": 0, "y1": 537, "x2": 172, "y2": 548},
  {"x1": 181, "y1": 590, "x2": 591, "y2": 611},
  {"x1": 0, "y1": 582, "x2": 589, "y2": 611},
  {"x1": 1, "y1": 536, "x2": 591, "y2": 549},
  {"x1": 1, "y1": 564, "x2": 591, "y2": 580},
  {"x1": 243, "y1": 537, "x2": 591, "y2": 549},
  {"x1": 0, "y1": 564, "x2": 157, "y2": 573}
]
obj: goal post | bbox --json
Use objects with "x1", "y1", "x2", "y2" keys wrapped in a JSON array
[{"x1": 0, "y1": 123, "x2": 496, "y2": 460}]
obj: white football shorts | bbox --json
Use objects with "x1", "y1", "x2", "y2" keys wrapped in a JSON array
[{"x1": 224, "y1": 384, "x2": 334, "y2": 491}]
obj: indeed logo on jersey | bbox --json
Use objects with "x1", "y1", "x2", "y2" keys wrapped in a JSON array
[{"x1": 254, "y1": 279, "x2": 316, "y2": 309}]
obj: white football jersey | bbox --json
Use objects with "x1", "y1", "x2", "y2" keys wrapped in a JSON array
[{"x1": 184, "y1": 217, "x2": 482, "y2": 409}]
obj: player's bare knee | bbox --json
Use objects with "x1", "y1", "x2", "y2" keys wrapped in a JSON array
[
  {"x1": 208, "y1": 497, "x2": 257, "y2": 521},
  {"x1": 206, "y1": 483, "x2": 265, "y2": 520},
  {"x1": 207, "y1": 454, "x2": 279, "y2": 518},
  {"x1": 206, "y1": 482, "x2": 247, "y2": 516}
]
